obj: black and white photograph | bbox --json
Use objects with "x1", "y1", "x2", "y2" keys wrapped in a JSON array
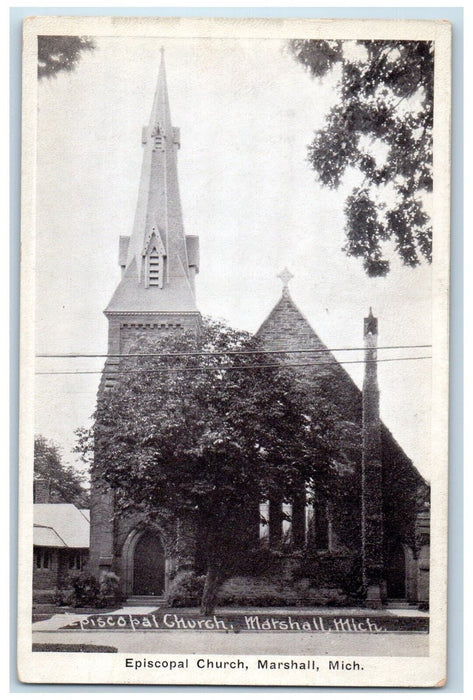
[{"x1": 18, "y1": 16, "x2": 450, "y2": 687}]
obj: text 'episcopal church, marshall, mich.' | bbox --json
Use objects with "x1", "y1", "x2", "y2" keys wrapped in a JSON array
[{"x1": 88, "y1": 52, "x2": 430, "y2": 609}]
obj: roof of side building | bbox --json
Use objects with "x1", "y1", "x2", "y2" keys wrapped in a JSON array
[{"x1": 33, "y1": 504, "x2": 90, "y2": 549}]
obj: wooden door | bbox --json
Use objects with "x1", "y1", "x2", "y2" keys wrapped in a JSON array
[{"x1": 133, "y1": 531, "x2": 165, "y2": 595}]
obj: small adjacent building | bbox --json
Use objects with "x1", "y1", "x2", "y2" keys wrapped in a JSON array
[{"x1": 33, "y1": 481, "x2": 90, "y2": 601}]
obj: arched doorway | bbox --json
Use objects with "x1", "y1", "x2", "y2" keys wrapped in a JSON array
[{"x1": 132, "y1": 531, "x2": 166, "y2": 596}]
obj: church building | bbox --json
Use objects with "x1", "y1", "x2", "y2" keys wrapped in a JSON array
[{"x1": 89, "y1": 53, "x2": 430, "y2": 607}]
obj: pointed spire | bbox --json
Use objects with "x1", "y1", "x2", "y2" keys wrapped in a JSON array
[
  {"x1": 148, "y1": 47, "x2": 173, "y2": 137},
  {"x1": 105, "y1": 51, "x2": 198, "y2": 315}
]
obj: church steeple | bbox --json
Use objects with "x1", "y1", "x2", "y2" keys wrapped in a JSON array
[{"x1": 106, "y1": 50, "x2": 199, "y2": 315}]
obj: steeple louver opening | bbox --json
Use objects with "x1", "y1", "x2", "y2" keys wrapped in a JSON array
[
  {"x1": 151, "y1": 123, "x2": 165, "y2": 151},
  {"x1": 143, "y1": 231, "x2": 165, "y2": 289},
  {"x1": 148, "y1": 247, "x2": 161, "y2": 286}
]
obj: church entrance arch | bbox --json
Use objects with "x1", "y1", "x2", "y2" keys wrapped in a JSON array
[{"x1": 122, "y1": 528, "x2": 167, "y2": 596}]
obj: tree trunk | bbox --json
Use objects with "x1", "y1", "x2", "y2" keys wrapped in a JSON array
[{"x1": 200, "y1": 564, "x2": 220, "y2": 615}]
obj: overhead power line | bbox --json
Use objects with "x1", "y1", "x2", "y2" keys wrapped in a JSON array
[
  {"x1": 35, "y1": 355, "x2": 432, "y2": 376},
  {"x1": 36, "y1": 343, "x2": 432, "y2": 360}
]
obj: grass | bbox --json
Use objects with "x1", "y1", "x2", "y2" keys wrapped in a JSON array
[{"x1": 32, "y1": 643, "x2": 118, "y2": 653}]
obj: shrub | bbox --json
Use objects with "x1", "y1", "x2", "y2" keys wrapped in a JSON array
[
  {"x1": 165, "y1": 572, "x2": 206, "y2": 607},
  {"x1": 98, "y1": 572, "x2": 124, "y2": 606},
  {"x1": 67, "y1": 571, "x2": 125, "y2": 608},
  {"x1": 69, "y1": 572, "x2": 100, "y2": 607},
  {"x1": 55, "y1": 587, "x2": 75, "y2": 607}
]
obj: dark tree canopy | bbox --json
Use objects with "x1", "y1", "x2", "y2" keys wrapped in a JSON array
[
  {"x1": 88, "y1": 317, "x2": 359, "y2": 612},
  {"x1": 290, "y1": 39, "x2": 433, "y2": 276},
  {"x1": 38, "y1": 36, "x2": 95, "y2": 79},
  {"x1": 34, "y1": 435, "x2": 89, "y2": 507}
]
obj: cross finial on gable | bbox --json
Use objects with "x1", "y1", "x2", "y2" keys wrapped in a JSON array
[{"x1": 277, "y1": 267, "x2": 294, "y2": 294}]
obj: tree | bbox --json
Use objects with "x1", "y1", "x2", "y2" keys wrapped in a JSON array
[
  {"x1": 34, "y1": 435, "x2": 89, "y2": 507},
  {"x1": 290, "y1": 40, "x2": 433, "y2": 276},
  {"x1": 38, "y1": 36, "x2": 95, "y2": 79},
  {"x1": 89, "y1": 318, "x2": 359, "y2": 614}
]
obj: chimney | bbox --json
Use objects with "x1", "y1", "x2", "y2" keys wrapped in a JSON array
[
  {"x1": 34, "y1": 478, "x2": 50, "y2": 504},
  {"x1": 361, "y1": 309, "x2": 386, "y2": 607}
]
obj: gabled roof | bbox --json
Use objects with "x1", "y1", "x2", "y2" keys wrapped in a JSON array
[
  {"x1": 257, "y1": 289, "x2": 331, "y2": 355},
  {"x1": 256, "y1": 289, "x2": 355, "y2": 393},
  {"x1": 256, "y1": 288, "x2": 425, "y2": 489},
  {"x1": 33, "y1": 504, "x2": 90, "y2": 549}
]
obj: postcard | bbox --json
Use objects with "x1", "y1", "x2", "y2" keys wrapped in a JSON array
[{"x1": 18, "y1": 15, "x2": 450, "y2": 686}]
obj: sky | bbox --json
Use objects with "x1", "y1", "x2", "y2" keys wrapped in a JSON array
[{"x1": 34, "y1": 36, "x2": 432, "y2": 480}]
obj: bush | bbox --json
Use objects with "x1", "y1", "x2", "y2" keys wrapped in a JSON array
[
  {"x1": 98, "y1": 571, "x2": 124, "y2": 606},
  {"x1": 69, "y1": 572, "x2": 101, "y2": 606},
  {"x1": 67, "y1": 571, "x2": 124, "y2": 608},
  {"x1": 165, "y1": 572, "x2": 206, "y2": 607},
  {"x1": 55, "y1": 587, "x2": 76, "y2": 606}
]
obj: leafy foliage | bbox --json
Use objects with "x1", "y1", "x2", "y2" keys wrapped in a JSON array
[
  {"x1": 290, "y1": 40, "x2": 433, "y2": 276},
  {"x1": 38, "y1": 36, "x2": 95, "y2": 79},
  {"x1": 165, "y1": 572, "x2": 207, "y2": 607},
  {"x1": 88, "y1": 317, "x2": 359, "y2": 611},
  {"x1": 68, "y1": 572, "x2": 100, "y2": 607},
  {"x1": 58, "y1": 571, "x2": 124, "y2": 608},
  {"x1": 216, "y1": 579, "x2": 351, "y2": 607},
  {"x1": 34, "y1": 435, "x2": 89, "y2": 507}
]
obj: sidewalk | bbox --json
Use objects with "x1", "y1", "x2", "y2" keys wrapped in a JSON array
[
  {"x1": 32, "y1": 604, "x2": 429, "y2": 656},
  {"x1": 33, "y1": 603, "x2": 428, "y2": 630}
]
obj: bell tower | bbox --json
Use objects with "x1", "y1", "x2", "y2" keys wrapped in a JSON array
[
  {"x1": 89, "y1": 51, "x2": 200, "y2": 577},
  {"x1": 102, "y1": 48, "x2": 200, "y2": 387}
]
